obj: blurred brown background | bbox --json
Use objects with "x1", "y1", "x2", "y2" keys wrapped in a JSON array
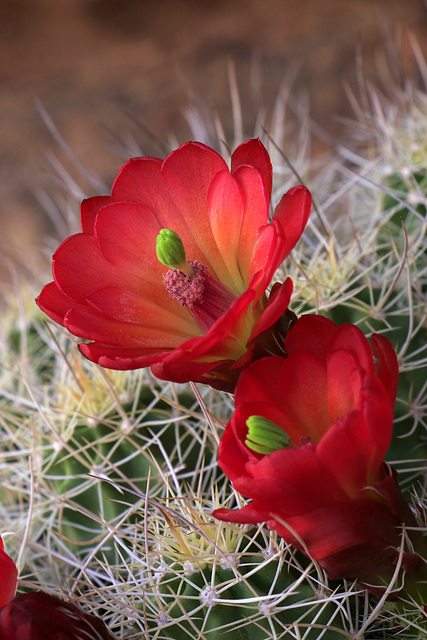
[{"x1": 1, "y1": 0, "x2": 427, "y2": 280}]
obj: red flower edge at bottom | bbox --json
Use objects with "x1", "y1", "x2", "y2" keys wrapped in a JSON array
[{"x1": 0, "y1": 591, "x2": 114, "y2": 640}]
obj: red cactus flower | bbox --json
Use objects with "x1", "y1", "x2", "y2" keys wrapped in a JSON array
[
  {"x1": 0, "y1": 537, "x2": 17, "y2": 609},
  {"x1": 214, "y1": 316, "x2": 426, "y2": 588},
  {"x1": 36, "y1": 139, "x2": 311, "y2": 391},
  {"x1": 0, "y1": 591, "x2": 114, "y2": 640}
]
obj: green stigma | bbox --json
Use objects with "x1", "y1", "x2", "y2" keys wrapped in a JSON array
[
  {"x1": 156, "y1": 229, "x2": 189, "y2": 271},
  {"x1": 245, "y1": 415, "x2": 291, "y2": 455}
]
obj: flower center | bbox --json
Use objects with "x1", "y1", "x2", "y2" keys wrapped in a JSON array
[
  {"x1": 162, "y1": 260, "x2": 208, "y2": 308},
  {"x1": 156, "y1": 229, "x2": 237, "y2": 333}
]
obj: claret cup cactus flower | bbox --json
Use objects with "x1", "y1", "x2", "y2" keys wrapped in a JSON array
[
  {"x1": 0, "y1": 592, "x2": 115, "y2": 640},
  {"x1": 0, "y1": 537, "x2": 17, "y2": 610},
  {"x1": 0, "y1": 537, "x2": 114, "y2": 639},
  {"x1": 36, "y1": 139, "x2": 311, "y2": 391},
  {"x1": 214, "y1": 316, "x2": 427, "y2": 592}
]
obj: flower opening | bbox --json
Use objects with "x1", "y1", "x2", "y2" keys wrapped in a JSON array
[{"x1": 162, "y1": 259, "x2": 238, "y2": 333}]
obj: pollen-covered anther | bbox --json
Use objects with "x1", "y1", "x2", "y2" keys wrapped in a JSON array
[
  {"x1": 163, "y1": 258, "x2": 237, "y2": 333},
  {"x1": 163, "y1": 260, "x2": 207, "y2": 309}
]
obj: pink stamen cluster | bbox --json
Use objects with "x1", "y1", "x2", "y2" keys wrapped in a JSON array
[
  {"x1": 163, "y1": 258, "x2": 238, "y2": 333},
  {"x1": 163, "y1": 260, "x2": 207, "y2": 308}
]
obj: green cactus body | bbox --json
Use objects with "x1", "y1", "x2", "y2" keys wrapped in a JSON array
[{"x1": 138, "y1": 531, "x2": 346, "y2": 639}]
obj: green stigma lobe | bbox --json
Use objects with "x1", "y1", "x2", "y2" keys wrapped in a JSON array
[
  {"x1": 245, "y1": 415, "x2": 290, "y2": 455},
  {"x1": 156, "y1": 229, "x2": 187, "y2": 269}
]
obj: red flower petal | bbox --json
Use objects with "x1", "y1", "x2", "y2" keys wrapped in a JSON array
[
  {"x1": 0, "y1": 538, "x2": 17, "y2": 608},
  {"x1": 216, "y1": 407, "x2": 251, "y2": 480},
  {"x1": 359, "y1": 372, "x2": 394, "y2": 466},
  {"x1": 237, "y1": 446, "x2": 348, "y2": 513},
  {"x1": 80, "y1": 195, "x2": 111, "y2": 233},
  {"x1": 285, "y1": 315, "x2": 337, "y2": 361},
  {"x1": 0, "y1": 591, "x2": 114, "y2": 639},
  {"x1": 207, "y1": 170, "x2": 245, "y2": 289},
  {"x1": 79, "y1": 342, "x2": 168, "y2": 369},
  {"x1": 161, "y1": 142, "x2": 231, "y2": 281},
  {"x1": 278, "y1": 351, "x2": 330, "y2": 442},
  {"x1": 234, "y1": 356, "x2": 288, "y2": 408},
  {"x1": 86, "y1": 286, "x2": 196, "y2": 335},
  {"x1": 53, "y1": 233, "x2": 141, "y2": 303},
  {"x1": 65, "y1": 306, "x2": 186, "y2": 347},
  {"x1": 273, "y1": 499, "x2": 402, "y2": 581},
  {"x1": 317, "y1": 410, "x2": 378, "y2": 497},
  {"x1": 233, "y1": 165, "x2": 270, "y2": 278},
  {"x1": 112, "y1": 156, "x2": 163, "y2": 202},
  {"x1": 234, "y1": 475, "x2": 318, "y2": 517},
  {"x1": 151, "y1": 286, "x2": 257, "y2": 389},
  {"x1": 247, "y1": 186, "x2": 311, "y2": 297},
  {"x1": 273, "y1": 185, "x2": 312, "y2": 260},
  {"x1": 371, "y1": 333, "x2": 399, "y2": 405},
  {"x1": 213, "y1": 503, "x2": 272, "y2": 525},
  {"x1": 326, "y1": 349, "x2": 361, "y2": 423},
  {"x1": 330, "y1": 324, "x2": 375, "y2": 374},
  {"x1": 231, "y1": 138, "x2": 273, "y2": 202},
  {"x1": 94, "y1": 202, "x2": 162, "y2": 282},
  {"x1": 248, "y1": 278, "x2": 293, "y2": 342},
  {"x1": 112, "y1": 156, "x2": 211, "y2": 268},
  {"x1": 36, "y1": 281, "x2": 83, "y2": 325},
  {"x1": 247, "y1": 219, "x2": 282, "y2": 293}
]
